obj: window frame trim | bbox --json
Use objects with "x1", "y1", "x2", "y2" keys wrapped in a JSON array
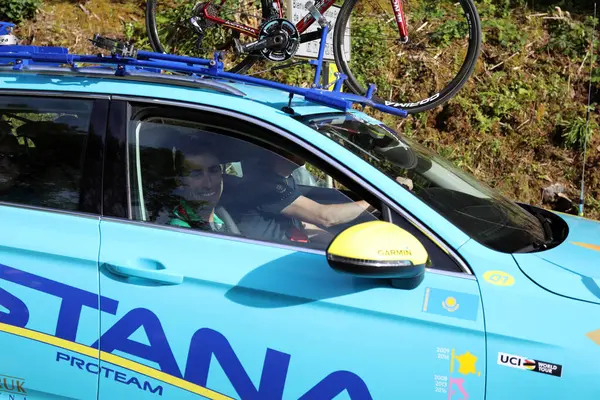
[
  {"x1": 0, "y1": 90, "x2": 110, "y2": 100},
  {"x1": 113, "y1": 95, "x2": 472, "y2": 275},
  {"x1": 103, "y1": 99, "x2": 130, "y2": 219}
]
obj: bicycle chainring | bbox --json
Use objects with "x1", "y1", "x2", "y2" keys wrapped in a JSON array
[{"x1": 258, "y1": 19, "x2": 299, "y2": 62}]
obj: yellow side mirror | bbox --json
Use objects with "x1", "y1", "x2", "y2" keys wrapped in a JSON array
[{"x1": 326, "y1": 221, "x2": 430, "y2": 282}]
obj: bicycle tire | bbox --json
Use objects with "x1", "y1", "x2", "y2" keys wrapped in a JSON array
[
  {"x1": 332, "y1": 0, "x2": 482, "y2": 114},
  {"x1": 145, "y1": 0, "x2": 266, "y2": 74}
]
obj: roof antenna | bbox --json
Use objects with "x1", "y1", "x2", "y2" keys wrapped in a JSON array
[
  {"x1": 579, "y1": 2, "x2": 597, "y2": 217},
  {"x1": 282, "y1": 92, "x2": 295, "y2": 115}
]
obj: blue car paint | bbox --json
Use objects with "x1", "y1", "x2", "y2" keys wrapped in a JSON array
[
  {"x1": 0, "y1": 71, "x2": 599, "y2": 399},
  {"x1": 459, "y1": 236, "x2": 600, "y2": 399},
  {"x1": 514, "y1": 213, "x2": 600, "y2": 304},
  {"x1": 0, "y1": 205, "x2": 102, "y2": 399},
  {"x1": 97, "y1": 219, "x2": 485, "y2": 399}
]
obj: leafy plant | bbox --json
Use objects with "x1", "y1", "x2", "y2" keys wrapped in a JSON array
[
  {"x1": 545, "y1": 14, "x2": 597, "y2": 58},
  {"x1": 0, "y1": 0, "x2": 40, "y2": 24},
  {"x1": 482, "y1": 19, "x2": 527, "y2": 51},
  {"x1": 556, "y1": 111, "x2": 598, "y2": 150},
  {"x1": 561, "y1": 117, "x2": 598, "y2": 151},
  {"x1": 430, "y1": 19, "x2": 470, "y2": 47}
]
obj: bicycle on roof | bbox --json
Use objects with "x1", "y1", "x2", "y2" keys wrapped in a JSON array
[
  {"x1": 146, "y1": 0, "x2": 482, "y2": 114},
  {"x1": 0, "y1": 24, "x2": 410, "y2": 119}
]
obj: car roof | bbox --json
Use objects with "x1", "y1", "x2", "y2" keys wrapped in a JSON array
[{"x1": 0, "y1": 67, "x2": 343, "y2": 118}]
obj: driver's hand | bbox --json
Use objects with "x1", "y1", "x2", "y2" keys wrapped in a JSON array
[{"x1": 396, "y1": 176, "x2": 414, "y2": 191}]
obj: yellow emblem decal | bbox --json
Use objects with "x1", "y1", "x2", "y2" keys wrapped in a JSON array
[
  {"x1": 483, "y1": 270, "x2": 515, "y2": 286},
  {"x1": 442, "y1": 296, "x2": 459, "y2": 312},
  {"x1": 450, "y1": 349, "x2": 480, "y2": 376},
  {"x1": 586, "y1": 329, "x2": 600, "y2": 345}
]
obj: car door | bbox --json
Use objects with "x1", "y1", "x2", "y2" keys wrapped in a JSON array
[
  {"x1": 0, "y1": 92, "x2": 107, "y2": 399},
  {"x1": 97, "y1": 99, "x2": 486, "y2": 400}
]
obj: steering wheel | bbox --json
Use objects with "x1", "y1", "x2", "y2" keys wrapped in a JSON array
[{"x1": 215, "y1": 206, "x2": 241, "y2": 235}]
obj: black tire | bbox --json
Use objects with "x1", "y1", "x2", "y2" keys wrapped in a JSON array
[
  {"x1": 332, "y1": 0, "x2": 482, "y2": 114},
  {"x1": 145, "y1": 0, "x2": 266, "y2": 74}
]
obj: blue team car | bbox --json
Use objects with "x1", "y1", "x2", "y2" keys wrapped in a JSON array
[{"x1": 0, "y1": 29, "x2": 600, "y2": 400}]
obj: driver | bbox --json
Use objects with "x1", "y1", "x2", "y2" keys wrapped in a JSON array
[
  {"x1": 232, "y1": 150, "x2": 377, "y2": 245},
  {"x1": 168, "y1": 142, "x2": 230, "y2": 233}
]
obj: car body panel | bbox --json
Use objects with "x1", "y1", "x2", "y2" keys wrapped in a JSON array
[
  {"x1": 0, "y1": 206, "x2": 102, "y2": 399},
  {"x1": 514, "y1": 213, "x2": 600, "y2": 304},
  {"x1": 460, "y1": 238, "x2": 600, "y2": 399},
  {"x1": 97, "y1": 218, "x2": 484, "y2": 399}
]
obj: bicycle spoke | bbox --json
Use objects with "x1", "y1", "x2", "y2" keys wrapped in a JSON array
[{"x1": 333, "y1": 0, "x2": 481, "y2": 112}]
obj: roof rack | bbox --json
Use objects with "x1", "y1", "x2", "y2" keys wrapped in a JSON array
[
  {"x1": 0, "y1": 28, "x2": 408, "y2": 118},
  {"x1": 0, "y1": 62, "x2": 247, "y2": 96}
]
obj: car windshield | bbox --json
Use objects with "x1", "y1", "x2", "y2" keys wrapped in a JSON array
[{"x1": 303, "y1": 112, "x2": 547, "y2": 253}]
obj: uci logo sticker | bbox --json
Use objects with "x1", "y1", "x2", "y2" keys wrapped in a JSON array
[
  {"x1": 497, "y1": 352, "x2": 562, "y2": 377},
  {"x1": 483, "y1": 270, "x2": 515, "y2": 287}
]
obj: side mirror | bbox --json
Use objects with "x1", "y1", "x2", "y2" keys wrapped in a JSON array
[{"x1": 326, "y1": 221, "x2": 430, "y2": 284}]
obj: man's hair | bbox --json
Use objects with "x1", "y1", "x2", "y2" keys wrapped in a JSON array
[{"x1": 172, "y1": 136, "x2": 220, "y2": 175}]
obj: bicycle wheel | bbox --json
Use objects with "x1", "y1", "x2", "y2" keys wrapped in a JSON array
[
  {"x1": 146, "y1": 0, "x2": 272, "y2": 73},
  {"x1": 333, "y1": 0, "x2": 481, "y2": 114}
]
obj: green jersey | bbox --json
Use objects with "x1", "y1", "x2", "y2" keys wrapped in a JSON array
[{"x1": 168, "y1": 200, "x2": 227, "y2": 232}]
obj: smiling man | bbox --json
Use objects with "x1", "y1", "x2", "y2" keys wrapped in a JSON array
[{"x1": 168, "y1": 141, "x2": 229, "y2": 233}]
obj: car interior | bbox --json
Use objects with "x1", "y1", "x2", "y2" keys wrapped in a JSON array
[
  {"x1": 129, "y1": 119, "x2": 379, "y2": 242},
  {"x1": 0, "y1": 101, "x2": 91, "y2": 211}
]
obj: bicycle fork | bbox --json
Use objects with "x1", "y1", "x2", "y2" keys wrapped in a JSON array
[{"x1": 390, "y1": 0, "x2": 409, "y2": 43}]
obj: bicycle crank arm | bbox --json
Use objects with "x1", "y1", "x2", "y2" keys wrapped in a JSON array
[
  {"x1": 234, "y1": 34, "x2": 286, "y2": 54},
  {"x1": 299, "y1": 29, "x2": 323, "y2": 44}
]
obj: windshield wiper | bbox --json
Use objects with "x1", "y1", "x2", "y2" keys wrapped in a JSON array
[{"x1": 532, "y1": 210, "x2": 554, "y2": 245}]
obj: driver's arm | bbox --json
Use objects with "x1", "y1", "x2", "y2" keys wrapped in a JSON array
[{"x1": 281, "y1": 196, "x2": 374, "y2": 228}]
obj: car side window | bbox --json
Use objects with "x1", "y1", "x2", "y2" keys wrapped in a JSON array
[
  {"x1": 390, "y1": 210, "x2": 463, "y2": 273},
  {"x1": 0, "y1": 96, "x2": 93, "y2": 211},
  {"x1": 127, "y1": 113, "x2": 382, "y2": 250}
]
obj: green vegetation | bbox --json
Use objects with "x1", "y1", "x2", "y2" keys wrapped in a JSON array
[
  {"x1": 0, "y1": 0, "x2": 40, "y2": 24},
  {"x1": 8, "y1": 0, "x2": 600, "y2": 219}
]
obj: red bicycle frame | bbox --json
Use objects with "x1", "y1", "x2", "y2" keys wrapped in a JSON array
[{"x1": 200, "y1": 0, "x2": 409, "y2": 40}]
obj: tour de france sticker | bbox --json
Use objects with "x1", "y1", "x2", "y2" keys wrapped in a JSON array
[
  {"x1": 434, "y1": 347, "x2": 482, "y2": 398},
  {"x1": 483, "y1": 270, "x2": 515, "y2": 287},
  {"x1": 497, "y1": 352, "x2": 563, "y2": 377}
]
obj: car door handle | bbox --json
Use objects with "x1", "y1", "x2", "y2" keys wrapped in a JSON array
[{"x1": 104, "y1": 264, "x2": 183, "y2": 285}]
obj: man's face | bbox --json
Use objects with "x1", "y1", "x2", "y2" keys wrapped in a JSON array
[
  {"x1": 181, "y1": 152, "x2": 223, "y2": 207},
  {"x1": 0, "y1": 136, "x2": 21, "y2": 193}
]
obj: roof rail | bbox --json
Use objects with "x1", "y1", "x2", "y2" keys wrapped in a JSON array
[
  {"x1": 0, "y1": 63, "x2": 247, "y2": 97},
  {"x1": 0, "y1": 31, "x2": 408, "y2": 118}
]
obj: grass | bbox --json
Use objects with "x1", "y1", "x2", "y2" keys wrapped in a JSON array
[{"x1": 15, "y1": 0, "x2": 145, "y2": 53}]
